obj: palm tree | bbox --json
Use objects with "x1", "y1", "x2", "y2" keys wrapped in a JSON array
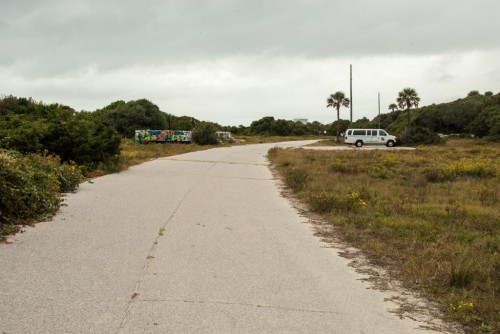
[
  {"x1": 326, "y1": 91, "x2": 350, "y2": 142},
  {"x1": 388, "y1": 103, "x2": 398, "y2": 112},
  {"x1": 396, "y1": 88, "x2": 420, "y2": 134}
]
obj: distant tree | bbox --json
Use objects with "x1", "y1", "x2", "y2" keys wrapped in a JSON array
[
  {"x1": 326, "y1": 91, "x2": 350, "y2": 142},
  {"x1": 467, "y1": 90, "x2": 480, "y2": 97},
  {"x1": 396, "y1": 87, "x2": 420, "y2": 135},
  {"x1": 306, "y1": 121, "x2": 326, "y2": 135},
  {"x1": 0, "y1": 96, "x2": 120, "y2": 168},
  {"x1": 352, "y1": 117, "x2": 370, "y2": 129},
  {"x1": 484, "y1": 91, "x2": 493, "y2": 96},
  {"x1": 250, "y1": 116, "x2": 275, "y2": 135},
  {"x1": 95, "y1": 99, "x2": 167, "y2": 138},
  {"x1": 467, "y1": 105, "x2": 500, "y2": 139},
  {"x1": 192, "y1": 122, "x2": 219, "y2": 145},
  {"x1": 327, "y1": 119, "x2": 350, "y2": 138},
  {"x1": 388, "y1": 103, "x2": 398, "y2": 112},
  {"x1": 271, "y1": 119, "x2": 292, "y2": 136},
  {"x1": 176, "y1": 116, "x2": 198, "y2": 130}
]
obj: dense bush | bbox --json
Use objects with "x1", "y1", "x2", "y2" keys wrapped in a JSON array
[
  {"x1": 0, "y1": 149, "x2": 84, "y2": 238},
  {"x1": 192, "y1": 122, "x2": 219, "y2": 145},
  {"x1": 249, "y1": 116, "x2": 328, "y2": 136},
  {"x1": 467, "y1": 105, "x2": 500, "y2": 139},
  {"x1": 397, "y1": 127, "x2": 443, "y2": 145},
  {"x1": 95, "y1": 99, "x2": 168, "y2": 138},
  {"x1": 0, "y1": 96, "x2": 121, "y2": 169},
  {"x1": 388, "y1": 92, "x2": 500, "y2": 139}
]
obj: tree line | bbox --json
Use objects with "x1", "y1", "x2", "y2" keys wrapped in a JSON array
[
  {"x1": 1, "y1": 89, "x2": 499, "y2": 169},
  {"x1": 325, "y1": 88, "x2": 499, "y2": 143}
]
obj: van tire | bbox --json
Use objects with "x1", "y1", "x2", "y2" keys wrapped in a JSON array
[
  {"x1": 355, "y1": 140, "x2": 363, "y2": 148},
  {"x1": 386, "y1": 140, "x2": 395, "y2": 147}
]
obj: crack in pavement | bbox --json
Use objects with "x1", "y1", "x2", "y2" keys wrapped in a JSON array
[
  {"x1": 137, "y1": 298, "x2": 347, "y2": 315},
  {"x1": 114, "y1": 160, "x2": 220, "y2": 334},
  {"x1": 160, "y1": 157, "x2": 269, "y2": 166}
]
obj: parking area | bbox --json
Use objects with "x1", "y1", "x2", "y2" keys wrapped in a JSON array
[{"x1": 303, "y1": 145, "x2": 416, "y2": 151}]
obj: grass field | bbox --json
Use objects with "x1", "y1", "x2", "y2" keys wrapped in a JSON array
[{"x1": 268, "y1": 138, "x2": 499, "y2": 333}]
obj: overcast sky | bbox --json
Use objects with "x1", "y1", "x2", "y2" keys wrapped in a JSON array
[{"x1": 1, "y1": 0, "x2": 499, "y2": 126}]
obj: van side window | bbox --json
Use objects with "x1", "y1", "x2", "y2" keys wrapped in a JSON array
[
  {"x1": 353, "y1": 130, "x2": 365, "y2": 135},
  {"x1": 347, "y1": 130, "x2": 352, "y2": 135},
  {"x1": 379, "y1": 130, "x2": 387, "y2": 136}
]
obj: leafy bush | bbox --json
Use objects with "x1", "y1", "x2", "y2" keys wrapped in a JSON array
[
  {"x1": 94, "y1": 99, "x2": 168, "y2": 138},
  {"x1": 0, "y1": 96, "x2": 121, "y2": 169},
  {"x1": 396, "y1": 127, "x2": 442, "y2": 145},
  {"x1": 467, "y1": 105, "x2": 500, "y2": 140},
  {"x1": 0, "y1": 150, "x2": 84, "y2": 238},
  {"x1": 192, "y1": 122, "x2": 219, "y2": 145}
]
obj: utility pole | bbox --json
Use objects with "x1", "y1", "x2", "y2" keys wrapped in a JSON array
[
  {"x1": 350, "y1": 64, "x2": 353, "y2": 124},
  {"x1": 378, "y1": 92, "x2": 381, "y2": 129}
]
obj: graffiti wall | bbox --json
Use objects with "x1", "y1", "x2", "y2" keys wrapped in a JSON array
[
  {"x1": 135, "y1": 130, "x2": 192, "y2": 144},
  {"x1": 135, "y1": 130, "x2": 234, "y2": 144}
]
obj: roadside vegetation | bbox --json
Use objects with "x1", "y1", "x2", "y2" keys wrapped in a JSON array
[
  {"x1": 268, "y1": 138, "x2": 499, "y2": 333},
  {"x1": 0, "y1": 150, "x2": 85, "y2": 240}
]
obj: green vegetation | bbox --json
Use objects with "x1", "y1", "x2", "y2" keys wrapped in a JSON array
[
  {"x1": 378, "y1": 92, "x2": 500, "y2": 143},
  {"x1": 94, "y1": 99, "x2": 171, "y2": 138},
  {"x1": 397, "y1": 87, "x2": 421, "y2": 136},
  {"x1": 268, "y1": 138, "x2": 499, "y2": 333},
  {"x1": 0, "y1": 149, "x2": 84, "y2": 241},
  {"x1": 192, "y1": 122, "x2": 219, "y2": 145},
  {"x1": 0, "y1": 96, "x2": 121, "y2": 169},
  {"x1": 326, "y1": 91, "x2": 350, "y2": 142}
]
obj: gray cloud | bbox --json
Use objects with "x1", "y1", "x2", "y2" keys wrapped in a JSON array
[{"x1": 1, "y1": 0, "x2": 499, "y2": 125}]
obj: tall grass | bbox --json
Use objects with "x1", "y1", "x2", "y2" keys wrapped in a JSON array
[{"x1": 268, "y1": 139, "x2": 499, "y2": 333}]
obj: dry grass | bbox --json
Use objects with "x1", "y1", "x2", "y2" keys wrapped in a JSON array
[
  {"x1": 110, "y1": 139, "x2": 215, "y2": 174},
  {"x1": 268, "y1": 138, "x2": 499, "y2": 333}
]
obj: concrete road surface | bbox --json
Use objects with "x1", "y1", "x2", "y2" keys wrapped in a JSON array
[{"x1": 1, "y1": 141, "x2": 452, "y2": 333}]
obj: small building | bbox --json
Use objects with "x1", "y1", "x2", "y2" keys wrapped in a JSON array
[{"x1": 293, "y1": 118, "x2": 308, "y2": 124}]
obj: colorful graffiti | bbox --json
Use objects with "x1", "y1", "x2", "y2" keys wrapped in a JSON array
[
  {"x1": 135, "y1": 130, "x2": 234, "y2": 144},
  {"x1": 135, "y1": 130, "x2": 192, "y2": 144}
]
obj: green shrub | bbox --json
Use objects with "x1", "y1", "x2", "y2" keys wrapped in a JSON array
[
  {"x1": 284, "y1": 167, "x2": 308, "y2": 191},
  {"x1": 306, "y1": 191, "x2": 367, "y2": 214},
  {"x1": 192, "y1": 122, "x2": 219, "y2": 145},
  {"x1": 0, "y1": 149, "x2": 84, "y2": 239},
  {"x1": 0, "y1": 96, "x2": 121, "y2": 170}
]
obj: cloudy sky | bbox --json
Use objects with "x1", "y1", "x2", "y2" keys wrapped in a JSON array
[{"x1": 1, "y1": 0, "x2": 499, "y2": 126}]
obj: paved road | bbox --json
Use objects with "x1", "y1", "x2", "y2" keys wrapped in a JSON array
[{"x1": 1, "y1": 141, "x2": 448, "y2": 333}]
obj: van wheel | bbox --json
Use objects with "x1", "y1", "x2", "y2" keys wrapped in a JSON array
[
  {"x1": 386, "y1": 140, "x2": 395, "y2": 147},
  {"x1": 355, "y1": 140, "x2": 363, "y2": 148}
]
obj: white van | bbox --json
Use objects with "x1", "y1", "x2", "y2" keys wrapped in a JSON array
[{"x1": 344, "y1": 129, "x2": 397, "y2": 147}]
